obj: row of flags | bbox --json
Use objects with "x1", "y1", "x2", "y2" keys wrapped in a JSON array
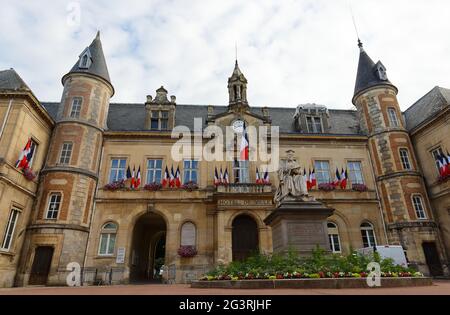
[
  {"x1": 214, "y1": 167, "x2": 230, "y2": 185},
  {"x1": 436, "y1": 151, "x2": 450, "y2": 178},
  {"x1": 255, "y1": 168, "x2": 270, "y2": 184},
  {"x1": 15, "y1": 138, "x2": 36, "y2": 170},
  {"x1": 332, "y1": 168, "x2": 349, "y2": 189},
  {"x1": 124, "y1": 165, "x2": 183, "y2": 188}
]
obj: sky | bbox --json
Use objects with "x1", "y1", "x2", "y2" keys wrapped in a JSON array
[{"x1": 1, "y1": 0, "x2": 449, "y2": 110}]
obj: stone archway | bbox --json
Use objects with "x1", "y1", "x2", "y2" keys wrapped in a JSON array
[
  {"x1": 130, "y1": 212, "x2": 166, "y2": 282},
  {"x1": 232, "y1": 214, "x2": 259, "y2": 261}
]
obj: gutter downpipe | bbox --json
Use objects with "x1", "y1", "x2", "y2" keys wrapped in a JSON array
[
  {"x1": 0, "y1": 99, "x2": 13, "y2": 140},
  {"x1": 82, "y1": 139, "x2": 105, "y2": 284},
  {"x1": 367, "y1": 143, "x2": 390, "y2": 245}
]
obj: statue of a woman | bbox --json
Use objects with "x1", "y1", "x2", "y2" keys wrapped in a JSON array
[{"x1": 274, "y1": 150, "x2": 309, "y2": 204}]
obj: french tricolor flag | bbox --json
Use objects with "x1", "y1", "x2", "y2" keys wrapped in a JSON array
[
  {"x1": 16, "y1": 138, "x2": 35, "y2": 169},
  {"x1": 240, "y1": 122, "x2": 249, "y2": 161}
]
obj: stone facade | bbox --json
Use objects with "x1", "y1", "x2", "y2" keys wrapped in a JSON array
[{"x1": 0, "y1": 35, "x2": 449, "y2": 287}]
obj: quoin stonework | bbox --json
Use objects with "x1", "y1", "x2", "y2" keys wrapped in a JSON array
[{"x1": 0, "y1": 32, "x2": 449, "y2": 287}]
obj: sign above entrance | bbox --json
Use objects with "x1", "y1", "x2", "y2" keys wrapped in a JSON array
[{"x1": 116, "y1": 247, "x2": 126, "y2": 264}]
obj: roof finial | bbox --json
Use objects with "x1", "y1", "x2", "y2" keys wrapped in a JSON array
[
  {"x1": 96, "y1": 30, "x2": 100, "y2": 40},
  {"x1": 349, "y1": 3, "x2": 363, "y2": 51},
  {"x1": 357, "y1": 38, "x2": 364, "y2": 51},
  {"x1": 235, "y1": 41, "x2": 238, "y2": 65}
]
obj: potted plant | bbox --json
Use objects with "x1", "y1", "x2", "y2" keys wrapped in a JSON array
[
  {"x1": 144, "y1": 182, "x2": 163, "y2": 191},
  {"x1": 22, "y1": 167, "x2": 37, "y2": 181},
  {"x1": 104, "y1": 179, "x2": 125, "y2": 191},
  {"x1": 177, "y1": 245, "x2": 197, "y2": 258},
  {"x1": 181, "y1": 181, "x2": 199, "y2": 192},
  {"x1": 352, "y1": 183, "x2": 368, "y2": 192},
  {"x1": 318, "y1": 183, "x2": 336, "y2": 192}
]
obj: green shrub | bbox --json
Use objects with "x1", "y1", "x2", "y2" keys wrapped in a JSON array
[{"x1": 202, "y1": 247, "x2": 418, "y2": 280}]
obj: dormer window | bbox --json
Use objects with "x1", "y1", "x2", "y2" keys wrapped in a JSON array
[
  {"x1": 375, "y1": 61, "x2": 388, "y2": 81},
  {"x1": 78, "y1": 48, "x2": 92, "y2": 69},
  {"x1": 306, "y1": 116, "x2": 323, "y2": 133},
  {"x1": 150, "y1": 110, "x2": 169, "y2": 130}
]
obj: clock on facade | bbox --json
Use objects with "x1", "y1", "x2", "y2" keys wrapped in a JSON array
[{"x1": 232, "y1": 119, "x2": 245, "y2": 133}]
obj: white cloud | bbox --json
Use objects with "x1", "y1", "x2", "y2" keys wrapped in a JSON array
[{"x1": 0, "y1": 0, "x2": 449, "y2": 110}]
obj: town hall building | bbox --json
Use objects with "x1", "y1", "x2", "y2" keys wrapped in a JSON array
[{"x1": 0, "y1": 32, "x2": 449, "y2": 287}]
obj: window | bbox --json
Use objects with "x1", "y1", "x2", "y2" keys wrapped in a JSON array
[
  {"x1": 46, "y1": 193, "x2": 62, "y2": 219},
  {"x1": 314, "y1": 160, "x2": 330, "y2": 184},
  {"x1": 431, "y1": 147, "x2": 444, "y2": 174},
  {"x1": 327, "y1": 222, "x2": 341, "y2": 253},
  {"x1": 388, "y1": 107, "x2": 400, "y2": 127},
  {"x1": 150, "y1": 111, "x2": 169, "y2": 130},
  {"x1": 306, "y1": 116, "x2": 323, "y2": 133},
  {"x1": 233, "y1": 159, "x2": 249, "y2": 183},
  {"x1": 1, "y1": 208, "x2": 20, "y2": 251},
  {"x1": 360, "y1": 222, "x2": 377, "y2": 248},
  {"x1": 59, "y1": 142, "x2": 73, "y2": 165},
  {"x1": 147, "y1": 159, "x2": 163, "y2": 184},
  {"x1": 70, "y1": 97, "x2": 82, "y2": 118},
  {"x1": 399, "y1": 149, "x2": 412, "y2": 170},
  {"x1": 180, "y1": 222, "x2": 196, "y2": 247},
  {"x1": 183, "y1": 160, "x2": 198, "y2": 184},
  {"x1": 412, "y1": 195, "x2": 427, "y2": 219},
  {"x1": 81, "y1": 54, "x2": 88, "y2": 68},
  {"x1": 98, "y1": 223, "x2": 117, "y2": 256},
  {"x1": 347, "y1": 161, "x2": 364, "y2": 184},
  {"x1": 109, "y1": 158, "x2": 127, "y2": 182},
  {"x1": 25, "y1": 139, "x2": 38, "y2": 168}
]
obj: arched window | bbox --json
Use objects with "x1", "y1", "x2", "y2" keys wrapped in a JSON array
[
  {"x1": 412, "y1": 195, "x2": 427, "y2": 219},
  {"x1": 98, "y1": 222, "x2": 117, "y2": 255},
  {"x1": 180, "y1": 222, "x2": 196, "y2": 247},
  {"x1": 327, "y1": 222, "x2": 341, "y2": 253},
  {"x1": 360, "y1": 222, "x2": 377, "y2": 248}
]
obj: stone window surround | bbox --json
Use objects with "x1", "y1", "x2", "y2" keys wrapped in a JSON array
[
  {"x1": 1, "y1": 207, "x2": 21, "y2": 252},
  {"x1": 108, "y1": 157, "x2": 128, "y2": 183},
  {"x1": 97, "y1": 222, "x2": 118, "y2": 256},
  {"x1": 411, "y1": 194, "x2": 427, "y2": 220},
  {"x1": 146, "y1": 158, "x2": 164, "y2": 184},
  {"x1": 360, "y1": 221, "x2": 377, "y2": 248},
  {"x1": 69, "y1": 97, "x2": 83, "y2": 118},
  {"x1": 387, "y1": 107, "x2": 400, "y2": 127},
  {"x1": 346, "y1": 159, "x2": 365, "y2": 185},
  {"x1": 430, "y1": 146, "x2": 444, "y2": 175},
  {"x1": 45, "y1": 192, "x2": 63, "y2": 220},
  {"x1": 399, "y1": 147, "x2": 412, "y2": 170},
  {"x1": 327, "y1": 222, "x2": 341, "y2": 253},
  {"x1": 59, "y1": 141, "x2": 73, "y2": 165},
  {"x1": 314, "y1": 159, "x2": 331, "y2": 184}
]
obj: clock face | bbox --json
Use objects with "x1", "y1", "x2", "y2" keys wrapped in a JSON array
[{"x1": 232, "y1": 120, "x2": 245, "y2": 133}]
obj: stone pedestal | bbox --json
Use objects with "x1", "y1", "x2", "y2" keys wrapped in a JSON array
[{"x1": 264, "y1": 198, "x2": 334, "y2": 255}]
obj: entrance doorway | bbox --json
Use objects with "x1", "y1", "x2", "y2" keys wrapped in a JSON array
[
  {"x1": 422, "y1": 242, "x2": 443, "y2": 277},
  {"x1": 130, "y1": 212, "x2": 166, "y2": 282},
  {"x1": 232, "y1": 215, "x2": 259, "y2": 261},
  {"x1": 29, "y1": 246, "x2": 54, "y2": 285}
]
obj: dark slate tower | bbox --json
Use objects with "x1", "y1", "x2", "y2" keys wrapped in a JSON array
[
  {"x1": 228, "y1": 60, "x2": 249, "y2": 111},
  {"x1": 352, "y1": 40, "x2": 446, "y2": 275},
  {"x1": 17, "y1": 32, "x2": 114, "y2": 286}
]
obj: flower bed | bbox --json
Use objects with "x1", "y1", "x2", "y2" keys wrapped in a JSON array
[{"x1": 199, "y1": 248, "x2": 423, "y2": 281}]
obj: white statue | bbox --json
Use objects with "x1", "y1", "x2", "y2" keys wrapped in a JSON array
[{"x1": 274, "y1": 150, "x2": 309, "y2": 205}]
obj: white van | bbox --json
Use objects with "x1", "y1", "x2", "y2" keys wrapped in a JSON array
[{"x1": 357, "y1": 245, "x2": 408, "y2": 267}]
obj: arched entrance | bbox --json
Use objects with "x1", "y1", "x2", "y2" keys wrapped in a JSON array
[
  {"x1": 130, "y1": 212, "x2": 166, "y2": 282},
  {"x1": 232, "y1": 214, "x2": 259, "y2": 261}
]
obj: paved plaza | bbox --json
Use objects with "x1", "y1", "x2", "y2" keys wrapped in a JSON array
[{"x1": 1, "y1": 280, "x2": 449, "y2": 295}]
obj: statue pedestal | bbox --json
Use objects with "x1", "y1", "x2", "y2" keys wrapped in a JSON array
[{"x1": 264, "y1": 198, "x2": 335, "y2": 256}]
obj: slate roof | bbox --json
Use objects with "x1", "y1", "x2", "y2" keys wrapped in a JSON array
[
  {"x1": 403, "y1": 86, "x2": 450, "y2": 131},
  {"x1": 0, "y1": 69, "x2": 31, "y2": 91},
  {"x1": 64, "y1": 31, "x2": 111, "y2": 85},
  {"x1": 40, "y1": 102, "x2": 362, "y2": 135},
  {"x1": 353, "y1": 43, "x2": 396, "y2": 99}
]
